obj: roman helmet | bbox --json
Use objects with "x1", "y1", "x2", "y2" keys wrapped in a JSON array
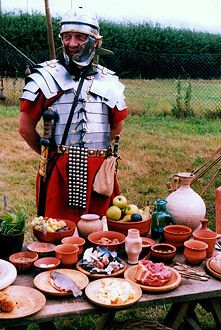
[{"x1": 60, "y1": 6, "x2": 102, "y2": 67}]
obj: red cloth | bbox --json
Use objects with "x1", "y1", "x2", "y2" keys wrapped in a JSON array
[{"x1": 20, "y1": 91, "x2": 128, "y2": 224}]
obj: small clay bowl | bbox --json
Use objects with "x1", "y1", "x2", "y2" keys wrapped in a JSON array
[
  {"x1": 61, "y1": 236, "x2": 86, "y2": 255},
  {"x1": 54, "y1": 244, "x2": 79, "y2": 266},
  {"x1": 140, "y1": 237, "x2": 155, "y2": 259},
  {"x1": 150, "y1": 243, "x2": 176, "y2": 264},
  {"x1": 87, "y1": 231, "x2": 125, "y2": 252},
  {"x1": 164, "y1": 224, "x2": 192, "y2": 248},
  {"x1": 184, "y1": 239, "x2": 208, "y2": 265},
  {"x1": 27, "y1": 242, "x2": 56, "y2": 257},
  {"x1": 9, "y1": 251, "x2": 38, "y2": 273},
  {"x1": 34, "y1": 257, "x2": 61, "y2": 271}
]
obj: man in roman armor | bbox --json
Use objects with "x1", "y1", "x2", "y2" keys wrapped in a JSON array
[{"x1": 19, "y1": 6, "x2": 128, "y2": 223}]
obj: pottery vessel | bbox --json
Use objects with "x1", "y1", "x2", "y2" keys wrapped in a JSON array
[
  {"x1": 193, "y1": 229, "x2": 218, "y2": 257},
  {"x1": 184, "y1": 239, "x2": 208, "y2": 265},
  {"x1": 150, "y1": 243, "x2": 176, "y2": 264},
  {"x1": 54, "y1": 244, "x2": 79, "y2": 266},
  {"x1": 61, "y1": 236, "x2": 86, "y2": 255},
  {"x1": 87, "y1": 230, "x2": 125, "y2": 252},
  {"x1": 125, "y1": 229, "x2": 142, "y2": 265},
  {"x1": 166, "y1": 172, "x2": 206, "y2": 230},
  {"x1": 77, "y1": 214, "x2": 103, "y2": 238},
  {"x1": 163, "y1": 224, "x2": 192, "y2": 248},
  {"x1": 0, "y1": 231, "x2": 25, "y2": 258},
  {"x1": 9, "y1": 251, "x2": 38, "y2": 272}
]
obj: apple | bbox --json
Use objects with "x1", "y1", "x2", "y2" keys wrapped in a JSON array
[
  {"x1": 125, "y1": 204, "x2": 139, "y2": 215},
  {"x1": 112, "y1": 195, "x2": 128, "y2": 209},
  {"x1": 106, "y1": 206, "x2": 121, "y2": 221}
]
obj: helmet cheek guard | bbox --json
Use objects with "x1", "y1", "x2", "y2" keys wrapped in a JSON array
[{"x1": 72, "y1": 36, "x2": 97, "y2": 67}]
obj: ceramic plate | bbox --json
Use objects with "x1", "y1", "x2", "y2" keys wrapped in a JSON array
[
  {"x1": 27, "y1": 242, "x2": 56, "y2": 255},
  {"x1": 206, "y1": 258, "x2": 221, "y2": 280},
  {"x1": 76, "y1": 260, "x2": 127, "y2": 278},
  {"x1": 0, "y1": 285, "x2": 46, "y2": 319},
  {"x1": 0, "y1": 259, "x2": 17, "y2": 290},
  {"x1": 85, "y1": 278, "x2": 142, "y2": 308},
  {"x1": 124, "y1": 266, "x2": 182, "y2": 292},
  {"x1": 34, "y1": 269, "x2": 89, "y2": 296}
]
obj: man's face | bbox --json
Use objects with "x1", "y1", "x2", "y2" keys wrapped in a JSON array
[{"x1": 62, "y1": 32, "x2": 88, "y2": 57}]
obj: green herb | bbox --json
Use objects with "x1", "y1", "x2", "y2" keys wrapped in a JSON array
[{"x1": 0, "y1": 209, "x2": 26, "y2": 234}]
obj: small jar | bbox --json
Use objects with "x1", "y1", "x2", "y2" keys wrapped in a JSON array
[
  {"x1": 125, "y1": 229, "x2": 142, "y2": 265},
  {"x1": 77, "y1": 214, "x2": 103, "y2": 238}
]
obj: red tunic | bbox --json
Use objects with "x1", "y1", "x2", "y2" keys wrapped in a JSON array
[{"x1": 20, "y1": 92, "x2": 128, "y2": 224}]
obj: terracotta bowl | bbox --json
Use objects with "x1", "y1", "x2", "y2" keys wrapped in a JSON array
[
  {"x1": 184, "y1": 239, "x2": 208, "y2": 265},
  {"x1": 34, "y1": 257, "x2": 61, "y2": 271},
  {"x1": 61, "y1": 236, "x2": 86, "y2": 255},
  {"x1": 163, "y1": 224, "x2": 192, "y2": 247},
  {"x1": 54, "y1": 244, "x2": 79, "y2": 266},
  {"x1": 27, "y1": 242, "x2": 56, "y2": 257},
  {"x1": 140, "y1": 237, "x2": 155, "y2": 259},
  {"x1": 87, "y1": 231, "x2": 126, "y2": 252},
  {"x1": 107, "y1": 216, "x2": 151, "y2": 236},
  {"x1": 33, "y1": 219, "x2": 76, "y2": 243},
  {"x1": 150, "y1": 243, "x2": 176, "y2": 264},
  {"x1": 193, "y1": 230, "x2": 218, "y2": 257},
  {"x1": 9, "y1": 251, "x2": 38, "y2": 273}
]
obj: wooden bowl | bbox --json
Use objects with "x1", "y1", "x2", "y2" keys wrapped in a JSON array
[
  {"x1": 163, "y1": 224, "x2": 192, "y2": 247},
  {"x1": 34, "y1": 257, "x2": 61, "y2": 271},
  {"x1": 107, "y1": 216, "x2": 151, "y2": 236},
  {"x1": 61, "y1": 236, "x2": 86, "y2": 255},
  {"x1": 33, "y1": 220, "x2": 76, "y2": 243},
  {"x1": 87, "y1": 231, "x2": 126, "y2": 252},
  {"x1": 27, "y1": 242, "x2": 56, "y2": 257},
  {"x1": 54, "y1": 244, "x2": 79, "y2": 266},
  {"x1": 150, "y1": 243, "x2": 176, "y2": 264},
  {"x1": 9, "y1": 251, "x2": 38, "y2": 273}
]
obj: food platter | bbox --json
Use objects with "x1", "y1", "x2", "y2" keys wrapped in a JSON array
[
  {"x1": 85, "y1": 278, "x2": 142, "y2": 308},
  {"x1": 76, "y1": 260, "x2": 127, "y2": 278},
  {"x1": 124, "y1": 266, "x2": 182, "y2": 292},
  {"x1": 0, "y1": 259, "x2": 17, "y2": 290},
  {"x1": 206, "y1": 258, "x2": 221, "y2": 280},
  {"x1": 0, "y1": 285, "x2": 46, "y2": 319},
  {"x1": 34, "y1": 269, "x2": 89, "y2": 296}
]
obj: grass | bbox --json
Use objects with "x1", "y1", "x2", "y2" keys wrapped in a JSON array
[{"x1": 1, "y1": 95, "x2": 221, "y2": 328}]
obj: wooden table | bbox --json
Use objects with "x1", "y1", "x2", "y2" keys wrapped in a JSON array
[{"x1": 1, "y1": 254, "x2": 221, "y2": 330}]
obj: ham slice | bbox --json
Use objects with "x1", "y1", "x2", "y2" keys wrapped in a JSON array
[{"x1": 135, "y1": 260, "x2": 172, "y2": 286}]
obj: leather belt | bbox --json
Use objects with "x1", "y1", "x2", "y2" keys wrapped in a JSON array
[{"x1": 57, "y1": 145, "x2": 108, "y2": 157}]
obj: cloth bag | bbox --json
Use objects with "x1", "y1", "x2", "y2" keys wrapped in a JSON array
[{"x1": 93, "y1": 156, "x2": 116, "y2": 197}]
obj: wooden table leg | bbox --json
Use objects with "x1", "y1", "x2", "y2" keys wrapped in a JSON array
[
  {"x1": 203, "y1": 299, "x2": 221, "y2": 329},
  {"x1": 163, "y1": 302, "x2": 200, "y2": 330},
  {"x1": 96, "y1": 311, "x2": 116, "y2": 330}
]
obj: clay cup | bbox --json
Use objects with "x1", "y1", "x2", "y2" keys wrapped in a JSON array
[{"x1": 193, "y1": 229, "x2": 218, "y2": 257}]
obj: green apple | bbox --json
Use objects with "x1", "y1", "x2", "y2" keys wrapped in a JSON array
[
  {"x1": 125, "y1": 204, "x2": 139, "y2": 215},
  {"x1": 106, "y1": 206, "x2": 121, "y2": 221},
  {"x1": 112, "y1": 195, "x2": 128, "y2": 209}
]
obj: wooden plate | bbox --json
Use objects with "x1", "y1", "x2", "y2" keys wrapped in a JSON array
[
  {"x1": 0, "y1": 259, "x2": 17, "y2": 290},
  {"x1": 34, "y1": 268, "x2": 89, "y2": 296},
  {"x1": 0, "y1": 285, "x2": 46, "y2": 319},
  {"x1": 76, "y1": 260, "x2": 127, "y2": 278},
  {"x1": 85, "y1": 278, "x2": 142, "y2": 308},
  {"x1": 27, "y1": 242, "x2": 56, "y2": 254},
  {"x1": 206, "y1": 258, "x2": 221, "y2": 280},
  {"x1": 124, "y1": 266, "x2": 182, "y2": 292}
]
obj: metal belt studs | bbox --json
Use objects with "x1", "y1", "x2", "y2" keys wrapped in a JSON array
[{"x1": 68, "y1": 145, "x2": 88, "y2": 209}]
